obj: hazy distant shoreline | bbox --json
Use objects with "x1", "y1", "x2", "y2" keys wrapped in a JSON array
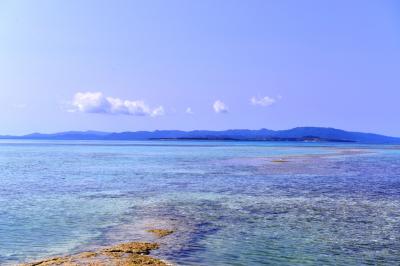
[{"x1": 1, "y1": 127, "x2": 399, "y2": 144}]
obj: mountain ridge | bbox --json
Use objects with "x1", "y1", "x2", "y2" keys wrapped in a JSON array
[{"x1": 0, "y1": 127, "x2": 399, "y2": 144}]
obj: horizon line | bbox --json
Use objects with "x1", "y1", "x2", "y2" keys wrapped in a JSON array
[{"x1": 1, "y1": 126, "x2": 399, "y2": 138}]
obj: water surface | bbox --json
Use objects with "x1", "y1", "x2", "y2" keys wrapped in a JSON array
[{"x1": 0, "y1": 140, "x2": 399, "y2": 265}]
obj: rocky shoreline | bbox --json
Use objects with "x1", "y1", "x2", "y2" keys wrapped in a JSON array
[{"x1": 19, "y1": 229, "x2": 174, "y2": 266}]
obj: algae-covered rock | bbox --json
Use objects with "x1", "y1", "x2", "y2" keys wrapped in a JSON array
[
  {"x1": 117, "y1": 254, "x2": 167, "y2": 266},
  {"x1": 103, "y1": 242, "x2": 159, "y2": 255},
  {"x1": 20, "y1": 246, "x2": 166, "y2": 266},
  {"x1": 146, "y1": 229, "x2": 174, "y2": 238},
  {"x1": 22, "y1": 256, "x2": 71, "y2": 266},
  {"x1": 76, "y1": 251, "x2": 98, "y2": 259},
  {"x1": 20, "y1": 231, "x2": 168, "y2": 266}
]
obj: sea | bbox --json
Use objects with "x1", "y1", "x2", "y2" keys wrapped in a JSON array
[{"x1": 0, "y1": 140, "x2": 399, "y2": 265}]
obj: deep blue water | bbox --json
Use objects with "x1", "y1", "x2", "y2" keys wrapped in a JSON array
[{"x1": 0, "y1": 140, "x2": 399, "y2": 265}]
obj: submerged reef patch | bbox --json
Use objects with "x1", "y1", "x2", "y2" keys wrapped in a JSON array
[
  {"x1": 271, "y1": 159, "x2": 290, "y2": 163},
  {"x1": 102, "y1": 242, "x2": 159, "y2": 255},
  {"x1": 146, "y1": 229, "x2": 174, "y2": 238}
]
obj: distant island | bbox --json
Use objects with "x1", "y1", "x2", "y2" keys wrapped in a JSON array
[{"x1": 1, "y1": 127, "x2": 400, "y2": 144}]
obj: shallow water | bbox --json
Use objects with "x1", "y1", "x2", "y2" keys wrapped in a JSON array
[{"x1": 0, "y1": 140, "x2": 399, "y2": 265}]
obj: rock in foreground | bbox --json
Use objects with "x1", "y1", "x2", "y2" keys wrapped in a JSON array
[{"x1": 20, "y1": 242, "x2": 167, "y2": 266}]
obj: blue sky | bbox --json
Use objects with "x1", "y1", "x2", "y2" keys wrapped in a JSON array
[{"x1": 0, "y1": 0, "x2": 399, "y2": 136}]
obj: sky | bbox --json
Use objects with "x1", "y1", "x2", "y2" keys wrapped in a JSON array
[{"x1": 0, "y1": 0, "x2": 399, "y2": 136}]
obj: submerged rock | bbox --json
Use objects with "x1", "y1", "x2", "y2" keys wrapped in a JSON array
[
  {"x1": 19, "y1": 225, "x2": 175, "y2": 266},
  {"x1": 76, "y1": 252, "x2": 97, "y2": 259},
  {"x1": 23, "y1": 256, "x2": 70, "y2": 266},
  {"x1": 118, "y1": 254, "x2": 167, "y2": 266},
  {"x1": 103, "y1": 242, "x2": 159, "y2": 255},
  {"x1": 271, "y1": 159, "x2": 289, "y2": 163},
  {"x1": 146, "y1": 229, "x2": 174, "y2": 238}
]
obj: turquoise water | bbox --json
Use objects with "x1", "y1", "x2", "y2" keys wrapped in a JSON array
[{"x1": 0, "y1": 140, "x2": 399, "y2": 265}]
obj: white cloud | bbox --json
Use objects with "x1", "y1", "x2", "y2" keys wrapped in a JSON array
[
  {"x1": 213, "y1": 100, "x2": 228, "y2": 113},
  {"x1": 151, "y1": 106, "x2": 165, "y2": 117},
  {"x1": 71, "y1": 92, "x2": 164, "y2": 117},
  {"x1": 250, "y1": 96, "x2": 277, "y2": 106},
  {"x1": 186, "y1": 107, "x2": 194, "y2": 114}
]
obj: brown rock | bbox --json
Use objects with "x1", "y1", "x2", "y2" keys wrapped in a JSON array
[
  {"x1": 117, "y1": 254, "x2": 167, "y2": 266},
  {"x1": 22, "y1": 256, "x2": 70, "y2": 266},
  {"x1": 76, "y1": 252, "x2": 98, "y2": 259},
  {"x1": 146, "y1": 229, "x2": 174, "y2": 238},
  {"x1": 102, "y1": 242, "x2": 159, "y2": 255}
]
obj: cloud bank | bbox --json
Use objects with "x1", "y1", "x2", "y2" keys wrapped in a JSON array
[
  {"x1": 250, "y1": 96, "x2": 277, "y2": 106},
  {"x1": 72, "y1": 92, "x2": 164, "y2": 117},
  {"x1": 213, "y1": 100, "x2": 228, "y2": 113}
]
